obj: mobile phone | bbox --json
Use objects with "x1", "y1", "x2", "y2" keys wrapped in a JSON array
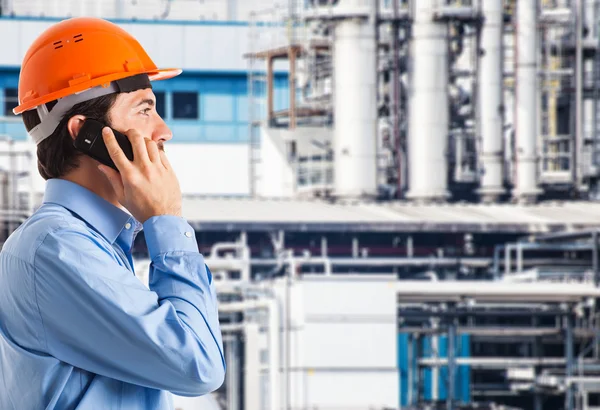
[{"x1": 73, "y1": 119, "x2": 134, "y2": 172}]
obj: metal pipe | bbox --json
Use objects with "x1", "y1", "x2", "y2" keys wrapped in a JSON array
[
  {"x1": 493, "y1": 244, "x2": 503, "y2": 279},
  {"x1": 392, "y1": 0, "x2": 402, "y2": 197},
  {"x1": 533, "y1": 315, "x2": 542, "y2": 410},
  {"x1": 225, "y1": 337, "x2": 239, "y2": 410},
  {"x1": 115, "y1": 0, "x2": 125, "y2": 18},
  {"x1": 1, "y1": 0, "x2": 13, "y2": 16},
  {"x1": 505, "y1": 243, "x2": 513, "y2": 276},
  {"x1": 284, "y1": 271, "x2": 291, "y2": 410},
  {"x1": 419, "y1": 357, "x2": 586, "y2": 368},
  {"x1": 431, "y1": 318, "x2": 439, "y2": 401},
  {"x1": 566, "y1": 313, "x2": 575, "y2": 410},
  {"x1": 244, "y1": 323, "x2": 260, "y2": 410},
  {"x1": 250, "y1": 256, "x2": 491, "y2": 268},
  {"x1": 477, "y1": 0, "x2": 505, "y2": 202},
  {"x1": 407, "y1": 333, "x2": 413, "y2": 405},
  {"x1": 447, "y1": 320, "x2": 456, "y2": 410},
  {"x1": 594, "y1": 231, "x2": 599, "y2": 287},
  {"x1": 397, "y1": 309, "x2": 567, "y2": 318},
  {"x1": 575, "y1": 0, "x2": 584, "y2": 191},
  {"x1": 218, "y1": 298, "x2": 280, "y2": 410},
  {"x1": 513, "y1": 0, "x2": 540, "y2": 202},
  {"x1": 395, "y1": 280, "x2": 600, "y2": 302},
  {"x1": 534, "y1": 229, "x2": 600, "y2": 243}
]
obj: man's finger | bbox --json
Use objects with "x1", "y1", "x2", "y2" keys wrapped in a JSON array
[
  {"x1": 145, "y1": 139, "x2": 160, "y2": 163},
  {"x1": 124, "y1": 129, "x2": 150, "y2": 165},
  {"x1": 102, "y1": 127, "x2": 133, "y2": 172},
  {"x1": 158, "y1": 149, "x2": 172, "y2": 170}
]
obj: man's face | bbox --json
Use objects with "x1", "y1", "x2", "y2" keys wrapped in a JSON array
[{"x1": 107, "y1": 88, "x2": 172, "y2": 150}]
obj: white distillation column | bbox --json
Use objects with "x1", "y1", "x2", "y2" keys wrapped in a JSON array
[
  {"x1": 477, "y1": 0, "x2": 505, "y2": 202},
  {"x1": 513, "y1": 0, "x2": 541, "y2": 202},
  {"x1": 115, "y1": 0, "x2": 125, "y2": 18},
  {"x1": 406, "y1": 0, "x2": 450, "y2": 201},
  {"x1": 584, "y1": 0, "x2": 596, "y2": 177},
  {"x1": 333, "y1": 14, "x2": 378, "y2": 198},
  {"x1": 2, "y1": 0, "x2": 13, "y2": 15}
]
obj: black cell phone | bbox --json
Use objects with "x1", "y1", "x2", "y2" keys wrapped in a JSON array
[{"x1": 73, "y1": 119, "x2": 134, "y2": 172}]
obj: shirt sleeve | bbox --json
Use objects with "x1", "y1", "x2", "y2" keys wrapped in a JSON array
[{"x1": 32, "y1": 216, "x2": 225, "y2": 397}]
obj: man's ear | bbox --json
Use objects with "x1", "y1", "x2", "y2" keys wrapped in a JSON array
[{"x1": 67, "y1": 115, "x2": 86, "y2": 140}]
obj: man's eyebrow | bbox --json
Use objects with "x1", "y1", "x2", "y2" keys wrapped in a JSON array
[{"x1": 134, "y1": 98, "x2": 155, "y2": 107}]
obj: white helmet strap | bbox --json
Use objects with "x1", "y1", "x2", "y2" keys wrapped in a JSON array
[
  {"x1": 29, "y1": 83, "x2": 119, "y2": 145},
  {"x1": 28, "y1": 73, "x2": 152, "y2": 144}
]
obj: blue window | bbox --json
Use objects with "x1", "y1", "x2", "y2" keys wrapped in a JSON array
[
  {"x1": 154, "y1": 91, "x2": 166, "y2": 119},
  {"x1": 4, "y1": 88, "x2": 18, "y2": 116},
  {"x1": 173, "y1": 92, "x2": 199, "y2": 119}
]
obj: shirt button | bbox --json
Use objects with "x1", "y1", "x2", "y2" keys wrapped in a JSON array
[
  {"x1": 125, "y1": 223, "x2": 132, "y2": 230},
  {"x1": 184, "y1": 231, "x2": 192, "y2": 238}
]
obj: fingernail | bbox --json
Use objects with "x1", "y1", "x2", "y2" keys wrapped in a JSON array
[{"x1": 102, "y1": 127, "x2": 110, "y2": 135}]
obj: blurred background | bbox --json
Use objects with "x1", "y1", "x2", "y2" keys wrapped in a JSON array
[{"x1": 5, "y1": 0, "x2": 600, "y2": 409}]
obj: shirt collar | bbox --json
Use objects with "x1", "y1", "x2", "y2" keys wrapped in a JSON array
[{"x1": 42, "y1": 178, "x2": 141, "y2": 244}]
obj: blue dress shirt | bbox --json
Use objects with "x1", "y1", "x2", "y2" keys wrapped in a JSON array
[{"x1": 0, "y1": 178, "x2": 225, "y2": 409}]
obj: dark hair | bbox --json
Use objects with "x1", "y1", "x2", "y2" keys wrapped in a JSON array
[{"x1": 22, "y1": 94, "x2": 118, "y2": 180}]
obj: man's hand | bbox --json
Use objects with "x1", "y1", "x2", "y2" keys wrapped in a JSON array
[{"x1": 97, "y1": 127, "x2": 182, "y2": 223}]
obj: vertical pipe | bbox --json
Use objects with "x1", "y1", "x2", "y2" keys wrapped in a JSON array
[
  {"x1": 414, "y1": 333, "x2": 421, "y2": 403},
  {"x1": 505, "y1": 243, "x2": 512, "y2": 277},
  {"x1": 447, "y1": 320, "x2": 456, "y2": 410},
  {"x1": 244, "y1": 323, "x2": 261, "y2": 410},
  {"x1": 478, "y1": 0, "x2": 505, "y2": 202},
  {"x1": 565, "y1": 312, "x2": 574, "y2": 410},
  {"x1": 285, "y1": 273, "x2": 291, "y2": 410},
  {"x1": 115, "y1": 0, "x2": 125, "y2": 19},
  {"x1": 533, "y1": 316, "x2": 542, "y2": 410},
  {"x1": 2, "y1": 0, "x2": 13, "y2": 15},
  {"x1": 517, "y1": 242, "x2": 524, "y2": 273},
  {"x1": 289, "y1": 48, "x2": 297, "y2": 129},
  {"x1": 595, "y1": 13, "x2": 600, "y2": 176},
  {"x1": 593, "y1": 231, "x2": 599, "y2": 287},
  {"x1": 431, "y1": 318, "x2": 439, "y2": 401},
  {"x1": 407, "y1": 333, "x2": 413, "y2": 405},
  {"x1": 406, "y1": 0, "x2": 450, "y2": 201},
  {"x1": 333, "y1": 8, "x2": 378, "y2": 198},
  {"x1": 226, "y1": 337, "x2": 240, "y2": 410},
  {"x1": 392, "y1": 0, "x2": 402, "y2": 196},
  {"x1": 584, "y1": 0, "x2": 596, "y2": 185},
  {"x1": 513, "y1": 0, "x2": 540, "y2": 202},
  {"x1": 575, "y1": 0, "x2": 584, "y2": 190},
  {"x1": 267, "y1": 57, "x2": 274, "y2": 125},
  {"x1": 269, "y1": 299, "x2": 280, "y2": 410}
]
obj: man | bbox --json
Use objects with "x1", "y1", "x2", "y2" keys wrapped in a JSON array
[{"x1": 0, "y1": 17, "x2": 225, "y2": 410}]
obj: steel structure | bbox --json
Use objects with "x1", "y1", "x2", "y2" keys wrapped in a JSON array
[{"x1": 246, "y1": 0, "x2": 600, "y2": 203}]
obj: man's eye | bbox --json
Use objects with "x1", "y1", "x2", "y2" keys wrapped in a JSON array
[{"x1": 140, "y1": 108, "x2": 152, "y2": 115}]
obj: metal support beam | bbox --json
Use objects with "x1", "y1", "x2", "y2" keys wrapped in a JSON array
[
  {"x1": 565, "y1": 313, "x2": 575, "y2": 410},
  {"x1": 575, "y1": 0, "x2": 584, "y2": 190},
  {"x1": 594, "y1": 230, "x2": 599, "y2": 287},
  {"x1": 533, "y1": 316, "x2": 542, "y2": 410},
  {"x1": 289, "y1": 48, "x2": 297, "y2": 129},
  {"x1": 447, "y1": 320, "x2": 456, "y2": 410},
  {"x1": 267, "y1": 57, "x2": 274, "y2": 124}
]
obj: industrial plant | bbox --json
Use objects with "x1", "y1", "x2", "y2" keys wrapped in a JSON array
[{"x1": 2, "y1": 0, "x2": 600, "y2": 409}]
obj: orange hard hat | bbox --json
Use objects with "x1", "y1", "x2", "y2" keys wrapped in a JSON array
[{"x1": 14, "y1": 16, "x2": 181, "y2": 115}]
